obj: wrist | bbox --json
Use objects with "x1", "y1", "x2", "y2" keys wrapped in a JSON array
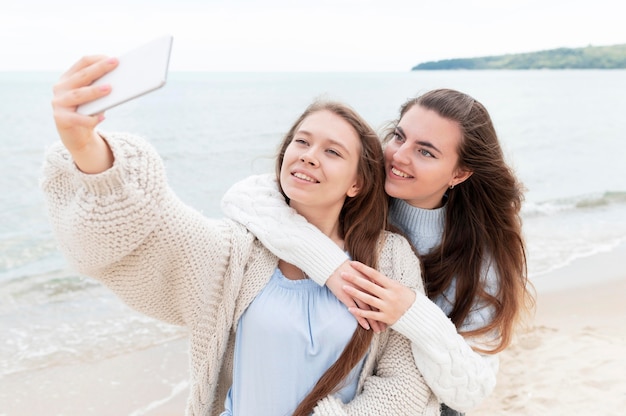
[{"x1": 72, "y1": 132, "x2": 114, "y2": 174}]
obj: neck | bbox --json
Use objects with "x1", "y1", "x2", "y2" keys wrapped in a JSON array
[
  {"x1": 281, "y1": 203, "x2": 345, "y2": 280},
  {"x1": 291, "y1": 203, "x2": 344, "y2": 246}
]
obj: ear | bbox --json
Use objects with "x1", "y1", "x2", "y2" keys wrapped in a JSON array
[
  {"x1": 450, "y1": 167, "x2": 473, "y2": 188},
  {"x1": 347, "y1": 181, "x2": 361, "y2": 198}
]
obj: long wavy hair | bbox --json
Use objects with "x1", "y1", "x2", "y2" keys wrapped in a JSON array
[
  {"x1": 275, "y1": 100, "x2": 389, "y2": 415},
  {"x1": 383, "y1": 89, "x2": 534, "y2": 353}
]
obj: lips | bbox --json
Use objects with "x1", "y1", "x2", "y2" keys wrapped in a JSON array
[
  {"x1": 390, "y1": 165, "x2": 413, "y2": 179},
  {"x1": 292, "y1": 171, "x2": 319, "y2": 183}
]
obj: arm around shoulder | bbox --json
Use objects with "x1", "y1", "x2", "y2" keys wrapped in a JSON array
[{"x1": 221, "y1": 173, "x2": 348, "y2": 285}]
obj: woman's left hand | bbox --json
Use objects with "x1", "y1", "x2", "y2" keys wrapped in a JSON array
[{"x1": 342, "y1": 261, "x2": 416, "y2": 326}]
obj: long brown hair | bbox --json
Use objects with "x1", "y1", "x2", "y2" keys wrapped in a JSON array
[
  {"x1": 384, "y1": 89, "x2": 534, "y2": 353},
  {"x1": 275, "y1": 100, "x2": 389, "y2": 415}
]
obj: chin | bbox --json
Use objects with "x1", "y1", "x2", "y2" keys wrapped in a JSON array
[{"x1": 384, "y1": 182, "x2": 404, "y2": 199}]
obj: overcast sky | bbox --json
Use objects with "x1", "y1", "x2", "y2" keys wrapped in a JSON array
[{"x1": 2, "y1": 0, "x2": 624, "y2": 72}]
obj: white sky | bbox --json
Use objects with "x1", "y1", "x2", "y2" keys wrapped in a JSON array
[{"x1": 2, "y1": 0, "x2": 624, "y2": 72}]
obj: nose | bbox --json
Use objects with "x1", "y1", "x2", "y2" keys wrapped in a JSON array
[
  {"x1": 391, "y1": 142, "x2": 411, "y2": 165},
  {"x1": 300, "y1": 149, "x2": 319, "y2": 166}
]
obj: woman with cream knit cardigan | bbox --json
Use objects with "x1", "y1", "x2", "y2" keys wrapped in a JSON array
[{"x1": 42, "y1": 55, "x2": 439, "y2": 415}]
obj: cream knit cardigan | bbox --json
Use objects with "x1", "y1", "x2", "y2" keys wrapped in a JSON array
[{"x1": 41, "y1": 132, "x2": 439, "y2": 416}]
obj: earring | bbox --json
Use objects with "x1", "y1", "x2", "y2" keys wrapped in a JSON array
[{"x1": 449, "y1": 184, "x2": 455, "y2": 190}]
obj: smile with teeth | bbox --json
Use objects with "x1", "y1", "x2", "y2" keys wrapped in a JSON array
[
  {"x1": 391, "y1": 166, "x2": 413, "y2": 178},
  {"x1": 293, "y1": 172, "x2": 318, "y2": 183}
]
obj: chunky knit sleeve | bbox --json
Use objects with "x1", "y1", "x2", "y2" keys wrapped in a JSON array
[
  {"x1": 41, "y1": 132, "x2": 236, "y2": 328},
  {"x1": 313, "y1": 234, "x2": 438, "y2": 416},
  {"x1": 391, "y1": 292, "x2": 499, "y2": 412},
  {"x1": 220, "y1": 173, "x2": 348, "y2": 286}
]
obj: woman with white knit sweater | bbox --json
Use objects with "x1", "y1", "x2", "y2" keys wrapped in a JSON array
[
  {"x1": 43, "y1": 55, "x2": 439, "y2": 415},
  {"x1": 221, "y1": 89, "x2": 536, "y2": 416}
]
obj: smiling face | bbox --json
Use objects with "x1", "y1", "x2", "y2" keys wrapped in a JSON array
[
  {"x1": 279, "y1": 110, "x2": 361, "y2": 224},
  {"x1": 384, "y1": 104, "x2": 471, "y2": 209}
]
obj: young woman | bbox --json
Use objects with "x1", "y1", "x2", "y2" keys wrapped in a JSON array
[
  {"x1": 221, "y1": 88, "x2": 535, "y2": 415},
  {"x1": 42, "y1": 55, "x2": 439, "y2": 415}
]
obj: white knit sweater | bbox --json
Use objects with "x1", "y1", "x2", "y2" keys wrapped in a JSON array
[
  {"x1": 221, "y1": 174, "x2": 499, "y2": 412},
  {"x1": 41, "y1": 132, "x2": 439, "y2": 416}
]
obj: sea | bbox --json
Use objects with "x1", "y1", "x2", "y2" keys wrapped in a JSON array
[{"x1": 1, "y1": 70, "x2": 626, "y2": 389}]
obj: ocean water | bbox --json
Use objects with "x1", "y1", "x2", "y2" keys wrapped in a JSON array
[{"x1": 1, "y1": 70, "x2": 626, "y2": 383}]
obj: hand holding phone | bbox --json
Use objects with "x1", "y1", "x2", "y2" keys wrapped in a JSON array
[{"x1": 77, "y1": 35, "x2": 173, "y2": 116}]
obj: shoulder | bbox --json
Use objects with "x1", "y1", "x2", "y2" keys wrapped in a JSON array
[
  {"x1": 378, "y1": 231, "x2": 422, "y2": 286},
  {"x1": 379, "y1": 230, "x2": 416, "y2": 257},
  {"x1": 225, "y1": 219, "x2": 277, "y2": 262}
]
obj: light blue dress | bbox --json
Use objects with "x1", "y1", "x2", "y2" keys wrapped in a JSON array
[{"x1": 221, "y1": 268, "x2": 366, "y2": 416}]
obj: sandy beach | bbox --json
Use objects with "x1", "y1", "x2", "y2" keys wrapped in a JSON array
[
  {"x1": 468, "y1": 244, "x2": 626, "y2": 416},
  {"x1": 2, "y1": 245, "x2": 625, "y2": 416}
]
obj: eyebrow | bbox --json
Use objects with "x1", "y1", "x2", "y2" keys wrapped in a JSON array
[{"x1": 396, "y1": 126, "x2": 442, "y2": 155}]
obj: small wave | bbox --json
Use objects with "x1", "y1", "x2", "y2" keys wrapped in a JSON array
[
  {"x1": 529, "y1": 237, "x2": 626, "y2": 277},
  {"x1": 575, "y1": 190, "x2": 626, "y2": 208},
  {"x1": 522, "y1": 190, "x2": 626, "y2": 217}
]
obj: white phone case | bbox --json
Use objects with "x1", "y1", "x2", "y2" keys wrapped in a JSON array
[{"x1": 77, "y1": 35, "x2": 173, "y2": 116}]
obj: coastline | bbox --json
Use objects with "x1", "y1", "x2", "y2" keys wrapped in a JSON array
[{"x1": 2, "y1": 245, "x2": 625, "y2": 415}]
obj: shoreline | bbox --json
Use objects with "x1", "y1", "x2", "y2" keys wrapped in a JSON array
[
  {"x1": 2, "y1": 244, "x2": 625, "y2": 415},
  {"x1": 530, "y1": 240, "x2": 626, "y2": 294}
]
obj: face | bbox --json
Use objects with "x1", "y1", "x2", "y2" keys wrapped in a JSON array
[
  {"x1": 280, "y1": 110, "x2": 361, "y2": 218},
  {"x1": 384, "y1": 105, "x2": 471, "y2": 209}
]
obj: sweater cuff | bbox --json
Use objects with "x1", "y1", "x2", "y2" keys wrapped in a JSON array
[
  {"x1": 44, "y1": 141, "x2": 125, "y2": 197},
  {"x1": 300, "y1": 247, "x2": 348, "y2": 286}
]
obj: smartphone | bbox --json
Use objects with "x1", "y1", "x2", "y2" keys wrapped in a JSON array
[{"x1": 77, "y1": 35, "x2": 173, "y2": 116}]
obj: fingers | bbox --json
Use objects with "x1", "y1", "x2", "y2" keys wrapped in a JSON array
[
  {"x1": 350, "y1": 261, "x2": 392, "y2": 287},
  {"x1": 58, "y1": 55, "x2": 117, "y2": 88},
  {"x1": 356, "y1": 315, "x2": 371, "y2": 331},
  {"x1": 326, "y1": 264, "x2": 387, "y2": 331},
  {"x1": 348, "y1": 306, "x2": 388, "y2": 330},
  {"x1": 343, "y1": 284, "x2": 384, "y2": 310},
  {"x1": 52, "y1": 56, "x2": 118, "y2": 135},
  {"x1": 341, "y1": 268, "x2": 386, "y2": 299},
  {"x1": 53, "y1": 82, "x2": 112, "y2": 111},
  {"x1": 351, "y1": 298, "x2": 385, "y2": 333},
  {"x1": 64, "y1": 55, "x2": 109, "y2": 77},
  {"x1": 342, "y1": 261, "x2": 417, "y2": 326},
  {"x1": 53, "y1": 56, "x2": 118, "y2": 109}
]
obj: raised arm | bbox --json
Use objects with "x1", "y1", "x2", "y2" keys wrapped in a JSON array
[
  {"x1": 42, "y1": 132, "x2": 237, "y2": 327},
  {"x1": 43, "y1": 56, "x2": 238, "y2": 328}
]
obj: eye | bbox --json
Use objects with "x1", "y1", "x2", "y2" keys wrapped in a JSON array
[
  {"x1": 294, "y1": 138, "x2": 308, "y2": 145},
  {"x1": 326, "y1": 148, "x2": 341, "y2": 157},
  {"x1": 418, "y1": 148, "x2": 434, "y2": 158},
  {"x1": 392, "y1": 132, "x2": 404, "y2": 143}
]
